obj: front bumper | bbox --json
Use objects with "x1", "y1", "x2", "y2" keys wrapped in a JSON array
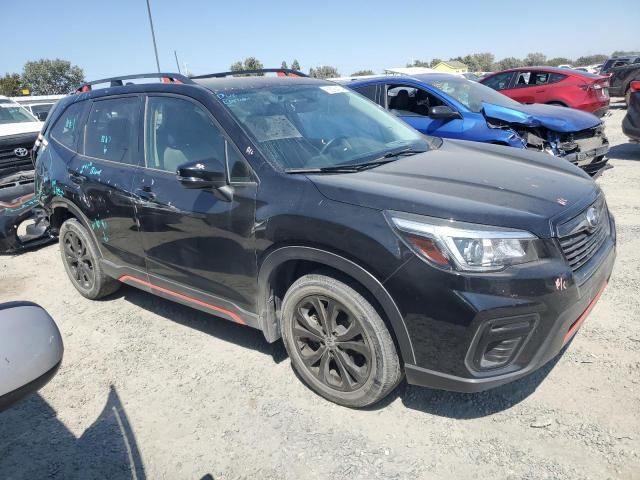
[{"x1": 386, "y1": 221, "x2": 616, "y2": 393}]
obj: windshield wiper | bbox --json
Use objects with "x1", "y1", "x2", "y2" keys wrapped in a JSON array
[
  {"x1": 285, "y1": 148, "x2": 428, "y2": 175},
  {"x1": 380, "y1": 148, "x2": 427, "y2": 159}
]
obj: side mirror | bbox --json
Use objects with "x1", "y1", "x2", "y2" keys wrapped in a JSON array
[
  {"x1": 177, "y1": 159, "x2": 227, "y2": 189},
  {"x1": 0, "y1": 302, "x2": 63, "y2": 412},
  {"x1": 429, "y1": 105, "x2": 461, "y2": 120},
  {"x1": 36, "y1": 111, "x2": 48, "y2": 121}
]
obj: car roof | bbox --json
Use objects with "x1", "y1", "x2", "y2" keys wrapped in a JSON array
[
  {"x1": 192, "y1": 75, "x2": 331, "y2": 92},
  {"x1": 345, "y1": 73, "x2": 462, "y2": 86}
]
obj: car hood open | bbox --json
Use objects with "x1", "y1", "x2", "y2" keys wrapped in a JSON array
[
  {"x1": 308, "y1": 139, "x2": 599, "y2": 238},
  {"x1": 482, "y1": 102, "x2": 601, "y2": 132}
]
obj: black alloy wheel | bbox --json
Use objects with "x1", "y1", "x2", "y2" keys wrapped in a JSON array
[
  {"x1": 293, "y1": 295, "x2": 372, "y2": 392},
  {"x1": 62, "y1": 230, "x2": 95, "y2": 290}
]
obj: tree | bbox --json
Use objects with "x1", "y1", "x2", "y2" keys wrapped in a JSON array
[
  {"x1": 547, "y1": 57, "x2": 574, "y2": 67},
  {"x1": 351, "y1": 69, "x2": 374, "y2": 76},
  {"x1": 574, "y1": 54, "x2": 608, "y2": 66},
  {"x1": 309, "y1": 65, "x2": 339, "y2": 79},
  {"x1": 429, "y1": 58, "x2": 442, "y2": 68},
  {"x1": 612, "y1": 50, "x2": 640, "y2": 57},
  {"x1": 523, "y1": 52, "x2": 547, "y2": 66},
  {"x1": 0, "y1": 73, "x2": 22, "y2": 96},
  {"x1": 21, "y1": 59, "x2": 84, "y2": 95},
  {"x1": 492, "y1": 57, "x2": 524, "y2": 71},
  {"x1": 229, "y1": 57, "x2": 264, "y2": 76},
  {"x1": 470, "y1": 52, "x2": 495, "y2": 72},
  {"x1": 406, "y1": 60, "x2": 430, "y2": 68},
  {"x1": 281, "y1": 61, "x2": 288, "y2": 69},
  {"x1": 291, "y1": 59, "x2": 301, "y2": 71}
]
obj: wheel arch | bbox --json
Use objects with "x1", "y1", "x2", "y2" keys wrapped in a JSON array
[
  {"x1": 257, "y1": 245, "x2": 416, "y2": 364},
  {"x1": 49, "y1": 198, "x2": 103, "y2": 255}
]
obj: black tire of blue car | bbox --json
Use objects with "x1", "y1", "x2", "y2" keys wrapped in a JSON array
[
  {"x1": 59, "y1": 219, "x2": 120, "y2": 299},
  {"x1": 280, "y1": 273, "x2": 402, "y2": 407}
]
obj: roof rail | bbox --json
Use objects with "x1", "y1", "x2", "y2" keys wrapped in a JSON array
[
  {"x1": 190, "y1": 68, "x2": 308, "y2": 79},
  {"x1": 74, "y1": 73, "x2": 193, "y2": 93}
]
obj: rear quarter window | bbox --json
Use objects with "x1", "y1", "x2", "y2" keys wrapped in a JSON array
[
  {"x1": 549, "y1": 72, "x2": 567, "y2": 84},
  {"x1": 50, "y1": 102, "x2": 86, "y2": 151},
  {"x1": 352, "y1": 85, "x2": 377, "y2": 102}
]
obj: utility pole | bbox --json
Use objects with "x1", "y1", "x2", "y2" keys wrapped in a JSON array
[
  {"x1": 145, "y1": 0, "x2": 161, "y2": 73},
  {"x1": 174, "y1": 50, "x2": 181, "y2": 74}
]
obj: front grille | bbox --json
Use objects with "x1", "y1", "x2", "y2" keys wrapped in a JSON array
[
  {"x1": 0, "y1": 132, "x2": 37, "y2": 178},
  {"x1": 558, "y1": 198, "x2": 610, "y2": 272}
]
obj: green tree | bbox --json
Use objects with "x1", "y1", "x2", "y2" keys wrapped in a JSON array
[
  {"x1": 523, "y1": 52, "x2": 547, "y2": 66},
  {"x1": 470, "y1": 53, "x2": 495, "y2": 71},
  {"x1": 0, "y1": 73, "x2": 22, "y2": 96},
  {"x1": 229, "y1": 57, "x2": 265, "y2": 76},
  {"x1": 281, "y1": 60, "x2": 288, "y2": 69},
  {"x1": 612, "y1": 50, "x2": 640, "y2": 57},
  {"x1": 21, "y1": 59, "x2": 84, "y2": 95},
  {"x1": 547, "y1": 57, "x2": 574, "y2": 67},
  {"x1": 429, "y1": 58, "x2": 442, "y2": 68},
  {"x1": 291, "y1": 59, "x2": 301, "y2": 71},
  {"x1": 351, "y1": 69, "x2": 375, "y2": 76},
  {"x1": 574, "y1": 54, "x2": 608, "y2": 66},
  {"x1": 492, "y1": 57, "x2": 524, "y2": 71},
  {"x1": 309, "y1": 65, "x2": 339, "y2": 79},
  {"x1": 406, "y1": 60, "x2": 430, "y2": 68}
]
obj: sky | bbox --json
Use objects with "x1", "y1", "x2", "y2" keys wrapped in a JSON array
[{"x1": 2, "y1": 0, "x2": 639, "y2": 80}]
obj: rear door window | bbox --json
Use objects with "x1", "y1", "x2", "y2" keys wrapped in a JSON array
[
  {"x1": 84, "y1": 97, "x2": 141, "y2": 165},
  {"x1": 50, "y1": 102, "x2": 86, "y2": 151}
]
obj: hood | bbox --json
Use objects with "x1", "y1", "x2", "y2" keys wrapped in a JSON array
[
  {"x1": 482, "y1": 102, "x2": 600, "y2": 132},
  {"x1": 308, "y1": 139, "x2": 598, "y2": 238},
  {"x1": 0, "y1": 121, "x2": 43, "y2": 138}
]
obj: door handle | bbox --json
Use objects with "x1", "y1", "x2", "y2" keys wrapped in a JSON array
[{"x1": 68, "y1": 172, "x2": 86, "y2": 184}]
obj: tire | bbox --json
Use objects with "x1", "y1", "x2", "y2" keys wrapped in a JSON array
[
  {"x1": 59, "y1": 218, "x2": 120, "y2": 299},
  {"x1": 547, "y1": 101, "x2": 567, "y2": 107},
  {"x1": 281, "y1": 273, "x2": 402, "y2": 407}
]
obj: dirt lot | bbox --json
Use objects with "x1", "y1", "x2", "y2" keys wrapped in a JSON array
[{"x1": 1, "y1": 101, "x2": 639, "y2": 480}]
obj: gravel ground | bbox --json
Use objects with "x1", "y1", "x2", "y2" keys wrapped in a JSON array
[{"x1": 1, "y1": 101, "x2": 639, "y2": 480}]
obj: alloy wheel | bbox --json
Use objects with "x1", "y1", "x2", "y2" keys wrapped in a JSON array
[
  {"x1": 63, "y1": 231, "x2": 95, "y2": 290},
  {"x1": 292, "y1": 295, "x2": 372, "y2": 392}
]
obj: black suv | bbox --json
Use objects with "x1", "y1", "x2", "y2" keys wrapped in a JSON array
[{"x1": 34, "y1": 71, "x2": 616, "y2": 407}]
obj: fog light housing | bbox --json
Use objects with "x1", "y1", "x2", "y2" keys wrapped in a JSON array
[{"x1": 467, "y1": 315, "x2": 538, "y2": 371}]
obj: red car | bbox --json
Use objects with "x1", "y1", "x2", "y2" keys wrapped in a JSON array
[{"x1": 481, "y1": 67, "x2": 610, "y2": 117}]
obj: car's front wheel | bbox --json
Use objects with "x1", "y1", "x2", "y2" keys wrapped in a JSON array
[
  {"x1": 281, "y1": 273, "x2": 402, "y2": 407},
  {"x1": 59, "y1": 218, "x2": 120, "y2": 299}
]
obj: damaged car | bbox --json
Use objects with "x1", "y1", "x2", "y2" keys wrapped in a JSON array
[
  {"x1": 0, "y1": 96, "x2": 52, "y2": 253},
  {"x1": 344, "y1": 74, "x2": 609, "y2": 176}
]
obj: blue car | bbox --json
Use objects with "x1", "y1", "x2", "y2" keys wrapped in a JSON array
[{"x1": 344, "y1": 74, "x2": 609, "y2": 176}]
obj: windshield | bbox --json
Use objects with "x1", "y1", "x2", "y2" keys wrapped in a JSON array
[
  {"x1": 0, "y1": 100, "x2": 38, "y2": 125},
  {"x1": 216, "y1": 84, "x2": 428, "y2": 170},
  {"x1": 422, "y1": 76, "x2": 521, "y2": 113}
]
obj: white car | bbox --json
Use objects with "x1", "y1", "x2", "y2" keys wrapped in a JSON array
[{"x1": 0, "y1": 95, "x2": 50, "y2": 253}]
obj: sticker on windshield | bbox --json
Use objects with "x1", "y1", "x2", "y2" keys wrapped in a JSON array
[
  {"x1": 249, "y1": 114, "x2": 302, "y2": 142},
  {"x1": 320, "y1": 85, "x2": 347, "y2": 94}
]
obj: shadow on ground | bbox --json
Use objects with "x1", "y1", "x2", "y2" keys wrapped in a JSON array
[
  {"x1": 109, "y1": 285, "x2": 289, "y2": 364},
  {"x1": 110, "y1": 285, "x2": 567, "y2": 419},
  {"x1": 608, "y1": 142, "x2": 640, "y2": 160},
  {"x1": 0, "y1": 386, "x2": 145, "y2": 480}
]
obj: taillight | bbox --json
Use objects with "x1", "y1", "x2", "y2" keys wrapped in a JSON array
[{"x1": 631, "y1": 81, "x2": 640, "y2": 92}]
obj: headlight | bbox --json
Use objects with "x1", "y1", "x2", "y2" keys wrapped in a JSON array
[{"x1": 385, "y1": 211, "x2": 541, "y2": 272}]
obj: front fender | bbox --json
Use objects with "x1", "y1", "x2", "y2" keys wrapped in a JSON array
[{"x1": 257, "y1": 245, "x2": 416, "y2": 364}]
